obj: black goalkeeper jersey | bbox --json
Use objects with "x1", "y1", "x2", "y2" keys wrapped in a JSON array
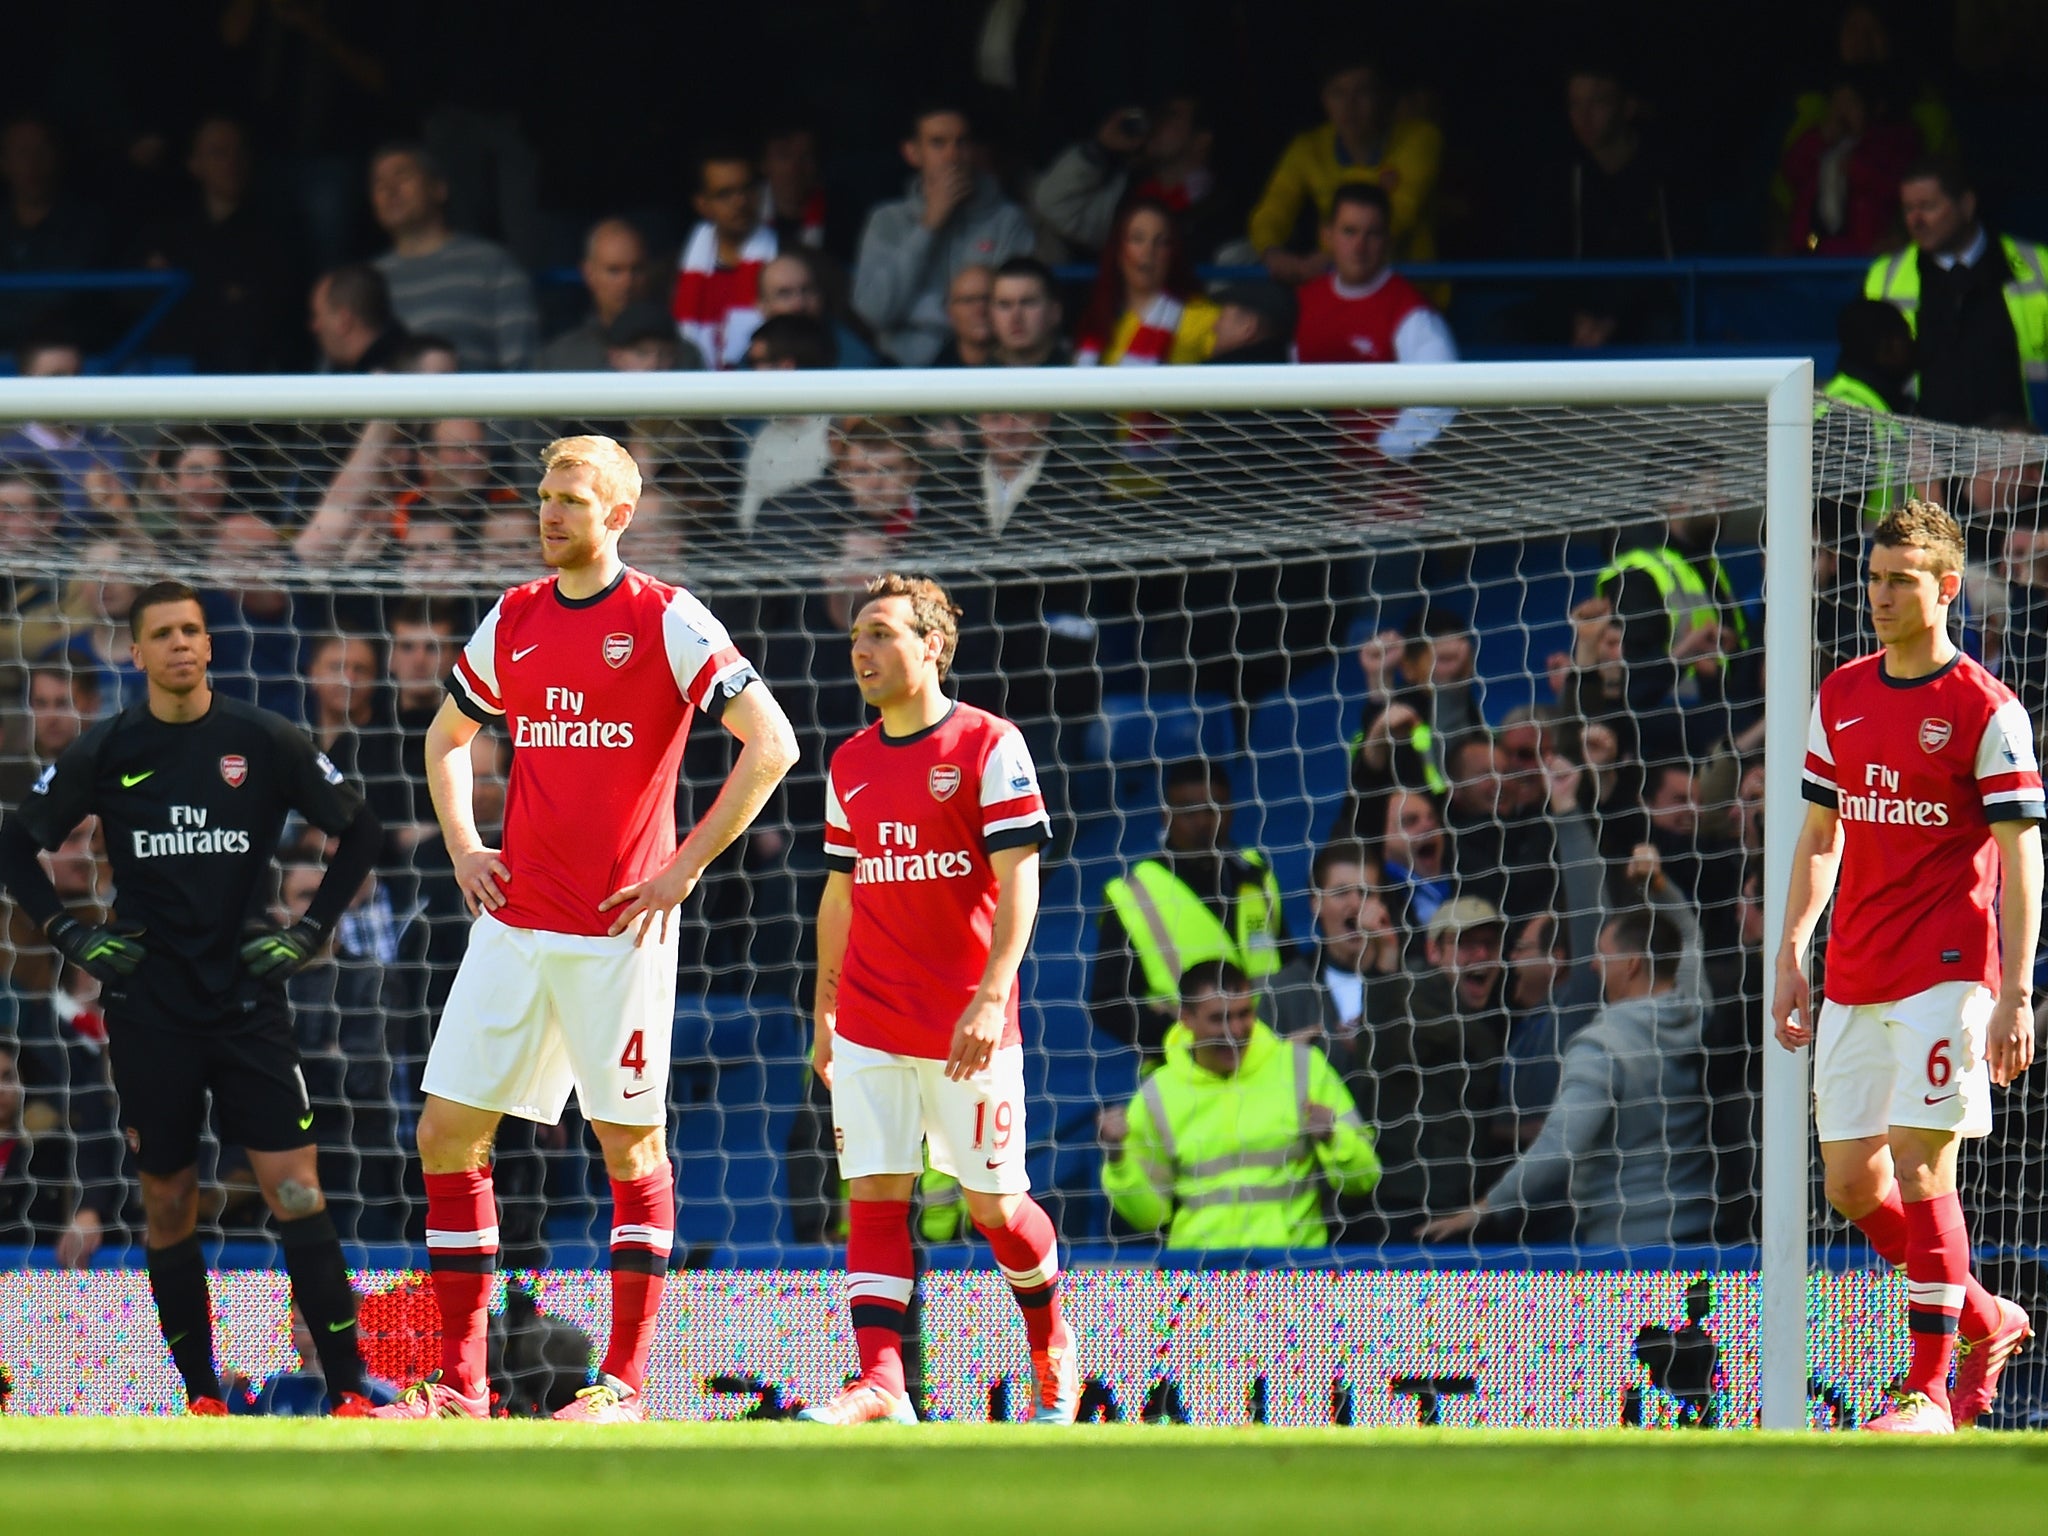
[{"x1": 12, "y1": 694, "x2": 364, "y2": 1027}]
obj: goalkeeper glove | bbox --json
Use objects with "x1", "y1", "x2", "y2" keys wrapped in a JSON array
[
  {"x1": 48, "y1": 916, "x2": 146, "y2": 984},
  {"x1": 240, "y1": 918, "x2": 328, "y2": 980}
]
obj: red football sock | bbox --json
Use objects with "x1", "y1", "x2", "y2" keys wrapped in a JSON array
[
  {"x1": 424, "y1": 1168, "x2": 497, "y2": 1398},
  {"x1": 1903, "y1": 1193, "x2": 1971, "y2": 1408},
  {"x1": 1854, "y1": 1181, "x2": 2002, "y2": 1339},
  {"x1": 846, "y1": 1199, "x2": 913, "y2": 1398},
  {"x1": 601, "y1": 1167, "x2": 675, "y2": 1392},
  {"x1": 974, "y1": 1197, "x2": 1065, "y2": 1353}
]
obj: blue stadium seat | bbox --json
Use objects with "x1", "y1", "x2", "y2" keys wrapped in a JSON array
[{"x1": 670, "y1": 1004, "x2": 805, "y2": 1248}]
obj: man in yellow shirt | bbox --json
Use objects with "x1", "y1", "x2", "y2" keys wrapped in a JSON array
[{"x1": 1251, "y1": 59, "x2": 1441, "y2": 282}]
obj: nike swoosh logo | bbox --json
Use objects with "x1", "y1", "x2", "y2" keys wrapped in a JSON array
[
  {"x1": 326, "y1": 1319, "x2": 356, "y2": 1333},
  {"x1": 842, "y1": 784, "x2": 868, "y2": 802},
  {"x1": 298, "y1": 1113, "x2": 315, "y2": 1130},
  {"x1": 1835, "y1": 717, "x2": 1864, "y2": 730},
  {"x1": 1924, "y1": 1091, "x2": 1958, "y2": 1106},
  {"x1": 512, "y1": 645, "x2": 539, "y2": 661},
  {"x1": 984, "y1": 1159, "x2": 1006, "y2": 1170},
  {"x1": 622, "y1": 1085, "x2": 656, "y2": 1099},
  {"x1": 121, "y1": 771, "x2": 154, "y2": 787}
]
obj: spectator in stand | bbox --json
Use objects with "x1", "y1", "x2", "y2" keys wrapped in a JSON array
[
  {"x1": 1034, "y1": 95, "x2": 1221, "y2": 261},
  {"x1": 737, "y1": 313, "x2": 839, "y2": 533},
  {"x1": 1640, "y1": 760, "x2": 1744, "y2": 957},
  {"x1": 204, "y1": 512, "x2": 305, "y2": 718},
  {"x1": 1294, "y1": 184, "x2": 1457, "y2": 456},
  {"x1": 141, "y1": 115, "x2": 302, "y2": 373},
  {"x1": 1268, "y1": 841, "x2": 1406, "y2": 1053},
  {"x1": 1348, "y1": 895, "x2": 1512, "y2": 1235},
  {"x1": 1865, "y1": 157, "x2": 2048, "y2": 428},
  {"x1": 989, "y1": 257, "x2": 1068, "y2": 367},
  {"x1": 369, "y1": 143, "x2": 537, "y2": 371},
  {"x1": 1251, "y1": 59, "x2": 1440, "y2": 284},
  {"x1": 0, "y1": 664, "x2": 97, "y2": 807},
  {"x1": 535, "y1": 220, "x2": 698, "y2": 372},
  {"x1": 302, "y1": 633, "x2": 389, "y2": 788},
  {"x1": 852, "y1": 103, "x2": 1034, "y2": 366},
  {"x1": 1091, "y1": 758, "x2": 1289, "y2": 1061},
  {"x1": 753, "y1": 416, "x2": 933, "y2": 581},
  {"x1": 1822, "y1": 296, "x2": 1916, "y2": 417},
  {"x1": 1099, "y1": 958, "x2": 1379, "y2": 1250},
  {"x1": 0, "y1": 332, "x2": 138, "y2": 535},
  {"x1": 1777, "y1": 5, "x2": 1957, "y2": 200},
  {"x1": 757, "y1": 250, "x2": 882, "y2": 370},
  {"x1": 140, "y1": 428, "x2": 233, "y2": 549},
  {"x1": 929, "y1": 264, "x2": 996, "y2": 367},
  {"x1": 1437, "y1": 728, "x2": 1573, "y2": 938},
  {"x1": 1701, "y1": 863, "x2": 1765, "y2": 1243},
  {"x1": 1421, "y1": 890, "x2": 1712, "y2": 1251},
  {"x1": 1552, "y1": 62, "x2": 1677, "y2": 261},
  {"x1": 0, "y1": 469, "x2": 64, "y2": 667},
  {"x1": 1377, "y1": 788, "x2": 1453, "y2": 936},
  {"x1": 0, "y1": 1036, "x2": 121, "y2": 1259},
  {"x1": 309, "y1": 264, "x2": 409, "y2": 374},
  {"x1": 1779, "y1": 72, "x2": 1920, "y2": 257},
  {"x1": 1594, "y1": 486, "x2": 1761, "y2": 767},
  {"x1": 673, "y1": 145, "x2": 778, "y2": 371},
  {"x1": 0, "y1": 115, "x2": 107, "y2": 282},
  {"x1": 1333, "y1": 606, "x2": 1482, "y2": 846},
  {"x1": 1206, "y1": 282, "x2": 1295, "y2": 365},
  {"x1": 1075, "y1": 198, "x2": 1217, "y2": 366},
  {"x1": 761, "y1": 121, "x2": 828, "y2": 253},
  {"x1": 603, "y1": 303, "x2": 686, "y2": 373}
]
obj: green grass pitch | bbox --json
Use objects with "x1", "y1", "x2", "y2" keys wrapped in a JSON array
[{"x1": 4, "y1": 1421, "x2": 2045, "y2": 1534}]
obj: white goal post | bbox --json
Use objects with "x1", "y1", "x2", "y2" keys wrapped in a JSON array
[{"x1": 0, "y1": 358, "x2": 1817, "y2": 1428}]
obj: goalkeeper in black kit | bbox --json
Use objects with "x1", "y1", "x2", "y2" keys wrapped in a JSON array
[{"x1": 0, "y1": 581, "x2": 383, "y2": 1415}]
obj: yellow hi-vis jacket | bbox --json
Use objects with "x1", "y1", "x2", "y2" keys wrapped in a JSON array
[
  {"x1": 1865, "y1": 235, "x2": 2048, "y2": 422},
  {"x1": 1103, "y1": 1020, "x2": 1379, "y2": 1249},
  {"x1": 1102, "y1": 854, "x2": 1284, "y2": 1004}
]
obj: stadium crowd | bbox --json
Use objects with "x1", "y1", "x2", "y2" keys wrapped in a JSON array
[{"x1": 4, "y1": 2, "x2": 2048, "y2": 1266}]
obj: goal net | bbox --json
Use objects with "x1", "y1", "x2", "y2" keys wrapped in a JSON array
[{"x1": 5, "y1": 360, "x2": 2004, "y2": 1428}]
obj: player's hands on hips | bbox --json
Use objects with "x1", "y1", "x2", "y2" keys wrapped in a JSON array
[
  {"x1": 1772, "y1": 950, "x2": 1814, "y2": 1051},
  {"x1": 47, "y1": 916, "x2": 145, "y2": 985},
  {"x1": 945, "y1": 996, "x2": 1004, "y2": 1081},
  {"x1": 453, "y1": 845, "x2": 512, "y2": 916},
  {"x1": 240, "y1": 918, "x2": 326, "y2": 979},
  {"x1": 600, "y1": 857, "x2": 701, "y2": 945},
  {"x1": 1986, "y1": 993, "x2": 2037, "y2": 1086},
  {"x1": 812, "y1": 1016, "x2": 835, "y2": 1090}
]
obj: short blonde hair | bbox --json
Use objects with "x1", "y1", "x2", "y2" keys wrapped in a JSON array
[
  {"x1": 540, "y1": 434, "x2": 641, "y2": 510},
  {"x1": 1872, "y1": 498, "x2": 1965, "y2": 577},
  {"x1": 860, "y1": 572, "x2": 962, "y2": 679}
]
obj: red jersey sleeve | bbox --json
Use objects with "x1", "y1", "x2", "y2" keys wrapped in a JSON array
[
  {"x1": 978, "y1": 725, "x2": 1051, "y2": 854},
  {"x1": 1973, "y1": 694, "x2": 2046, "y2": 823},
  {"x1": 660, "y1": 588, "x2": 757, "y2": 719},
  {"x1": 449, "y1": 598, "x2": 506, "y2": 721}
]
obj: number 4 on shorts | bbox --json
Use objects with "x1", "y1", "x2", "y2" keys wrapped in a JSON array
[{"x1": 620, "y1": 1030, "x2": 647, "y2": 1078}]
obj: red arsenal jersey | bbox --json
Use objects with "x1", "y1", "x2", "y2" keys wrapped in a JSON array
[
  {"x1": 448, "y1": 567, "x2": 758, "y2": 936},
  {"x1": 1802, "y1": 650, "x2": 2044, "y2": 1003},
  {"x1": 1293, "y1": 269, "x2": 1433, "y2": 363},
  {"x1": 823, "y1": 702, "x2": 1051, "y2": 1058}
]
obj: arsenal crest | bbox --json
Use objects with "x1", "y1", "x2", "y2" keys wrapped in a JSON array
[
  {"x1": 219, "y1": 754, "x2": 248, "y2": 787},
  {"x1": 1919, "y1": 718, "x2": 1952, "y2": 753},
  {"x1": 603, "y1": 632, "x2": 634, "y2": 668},
  {"x1": 929, "y1": 764, "x2": 962, "y2": 801}
]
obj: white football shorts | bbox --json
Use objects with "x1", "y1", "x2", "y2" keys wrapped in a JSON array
[
  {"x1": 1812, "y1": 980, "x2": 1994, "y2": 1142},
  {"x1": 422, "y1": 911, "x2": 679, "y2": 1128},
  {"x1": 830, "y1": 1032, "x2": 1031, "y2": 1196}
]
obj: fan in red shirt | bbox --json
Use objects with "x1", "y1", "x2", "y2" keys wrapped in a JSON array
[
  {"x1": 671, "y1": 145, "x2": 779, "y2": 369},
  {"x1": 1292, "y1": 182, "x2": 1457, "y2": 462},
  {"x1": 1775, "y1": 500, "x2": 2043, "y2": 1433},
  {"x1": 799, "y1": 573, "x2": 1076, "y2": 1427},
  {"x1": 375, "y1": 433, "x2": 799, "y2": 1423}
]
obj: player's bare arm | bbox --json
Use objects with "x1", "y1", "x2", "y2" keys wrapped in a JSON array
[
  {"x1": 1987, "y1": 818, "x2": 2043, "y2": 1085},
  {"x1": 812, "y1": 868, "x2": 853, "y2": 1090},
  {"x1": 946, "y1": 842, "x2": 1041, "y2": 1082},
  {"x1": 1773, "y1": 800, "x2": 1844, "y2": 1052},
  {"x1": 602, "y1": 678, "x2": 799, "y2": 944},
  {"x1": 424, "y1": 693, "x2": 510, "y2": 915}
]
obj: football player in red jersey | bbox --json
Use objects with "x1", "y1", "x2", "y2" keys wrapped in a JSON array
[
  {"x1": 375, "y1": 435, "x2": 798, "y2": 1421},
  {"x1": 799, "y1": 574, "x2": 1077, "y2": 1426},
  {"x1": 1774, "y1": 501, "x2": 2043, "y2": 1431}
]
